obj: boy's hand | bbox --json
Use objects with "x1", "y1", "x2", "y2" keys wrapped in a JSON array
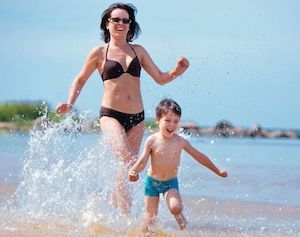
[
  {"x1": 128, "y1": 170, "x2": 139, "y2": 182},
  {"x1": 218, "y1": 169, "x2": 228, "y2": 177}
]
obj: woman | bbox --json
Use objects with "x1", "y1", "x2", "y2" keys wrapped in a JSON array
[{"x1": 56, "y1": 3, "x2": 189, "y2": 215}]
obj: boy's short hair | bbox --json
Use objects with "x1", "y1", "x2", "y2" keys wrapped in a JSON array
[{"x1": 156, "y1": 98, "x2": 182, "y2": 119}]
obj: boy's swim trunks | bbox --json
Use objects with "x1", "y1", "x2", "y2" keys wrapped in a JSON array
[{"x1": 144, "y1": 175, "x2": 179, "y2": 197}]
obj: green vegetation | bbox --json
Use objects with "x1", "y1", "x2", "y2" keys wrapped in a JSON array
[
  {"x1": 145, "y1": 119, "x2": 157, "y2": 130},
  {"x1": 0, "y1": 101, "x2": 65, "y2": 129},
  {"x1": 0, "y1": 102, "x2": 48, "y2": 122},
  {"x1": 0, "y1": 101, "x2": 54, "y2": 132}
]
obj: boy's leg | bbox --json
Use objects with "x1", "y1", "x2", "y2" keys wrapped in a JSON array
[
  {"x1": 143, "y1": 196, "x2": 159, "y2": 236},
  {"x1": 164, "y1": 189, "x2": 187, "y2": 230}
]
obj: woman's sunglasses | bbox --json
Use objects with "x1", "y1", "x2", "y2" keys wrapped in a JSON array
[{"x1": 108, "y1": 17, "x2": 132, "y2": 24}]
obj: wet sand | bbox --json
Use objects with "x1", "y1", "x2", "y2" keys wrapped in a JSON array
[
  {"x1": 0, "y1": 224, "x2": 298, "y2": 237},
  {"x1": 0, "y1": 184, "x2": 15, "y2": 202},
  {"x1": 1, "y1": 184, "x2": 299, "y2": 237}
]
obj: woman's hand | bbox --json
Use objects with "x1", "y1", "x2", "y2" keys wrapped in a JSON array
[
  {"x1": 174, "y1": 57, "x2": 190, "y2": 77},
  {"x1": 56, "y1": 103, "x2": 73, "y2": 114}
]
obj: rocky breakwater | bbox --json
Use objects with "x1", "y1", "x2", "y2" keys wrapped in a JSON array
[{"x1": 180, "y1": 120, "x2": 299, "y2": 139}]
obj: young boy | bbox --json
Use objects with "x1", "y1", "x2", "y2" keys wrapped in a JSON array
[{"x1": 128, "y1": 98, "x2": 228, "y2": 234}]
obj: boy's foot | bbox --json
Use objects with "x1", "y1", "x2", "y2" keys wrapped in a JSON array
[{"x1": 175, "y1": 213, "x2": 187, "y2": 230}]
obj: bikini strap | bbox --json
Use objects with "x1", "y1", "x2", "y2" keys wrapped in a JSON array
[
  {"x1": 105, "y1": 43, "x2": 110, "y2": 59},
  {"x1": 129, "y1": 44, "x2": 137, "y2": 57},
  {"x1": 101, "y1": 44, "x2": 110, "y2": 79}
]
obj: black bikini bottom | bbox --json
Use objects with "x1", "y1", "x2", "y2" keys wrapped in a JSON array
[{"x1": 100, "y1": 106, "x2": 145, "y2": 132}]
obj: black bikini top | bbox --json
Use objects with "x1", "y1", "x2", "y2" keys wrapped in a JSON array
[{"x1": 101, "y1": 44, "x2": 141, "y2": 81}]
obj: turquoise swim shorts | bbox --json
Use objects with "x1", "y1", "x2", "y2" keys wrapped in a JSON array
[{"x1": 144, "y1": 175, "x2": 179, "y2": 197}]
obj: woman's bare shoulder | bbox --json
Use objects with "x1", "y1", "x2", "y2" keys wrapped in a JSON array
[
  {"x1": 131, "y1": 44, "x2": 147, "y2": 54},
  {"x1": 89, "y1": 44, "x2": 107, "y2": 57}
]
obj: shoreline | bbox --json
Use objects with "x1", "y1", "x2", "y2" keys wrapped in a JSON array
[{"x1": 0, "y1": 119, "x2": 299, "y2": 139}]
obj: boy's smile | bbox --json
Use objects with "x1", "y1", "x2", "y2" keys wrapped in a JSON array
[{"x1": 157, "y1": 112, "x2": 180, "y2": 139}]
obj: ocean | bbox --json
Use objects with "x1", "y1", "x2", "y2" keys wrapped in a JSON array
[{"x1": 0, "y1": 118, "x2": 299, "y2": 236}]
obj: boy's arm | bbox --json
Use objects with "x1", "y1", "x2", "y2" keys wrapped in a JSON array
[
  {"x1": 128, "y1": 137, "x2": 152, "y2": 182},
  {"x1": 183, "y1": 140, "x2": 228, "y2": 177}
]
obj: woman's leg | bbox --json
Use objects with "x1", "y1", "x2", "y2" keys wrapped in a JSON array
[
  {"x1": 165, "y1": 189, "x2": 187, "y2": 230},
  {"x1": 117, "y1": 120, "x2": 145, "y2": 214},
  {"x1": 127, "y1": 120, "x2": 146, "y2": 164},
  {"x1": 143, "y1": 196, "x2": 159, "y2": 236},
  {"x1": 100, "y1": 116, "x2": 136, "y2": 215}
]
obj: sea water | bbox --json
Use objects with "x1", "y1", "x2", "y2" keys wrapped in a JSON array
[{"x1": 0, "y1": 115, "x2": 299, "y2": 236}]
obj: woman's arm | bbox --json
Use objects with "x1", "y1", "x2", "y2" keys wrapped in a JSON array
[
  {"x1": 56, "y1": 47, "x2": 101, "y2": 114},
  {"x1": 138, "y1": 45, "x2": 189, "y2": 85}
]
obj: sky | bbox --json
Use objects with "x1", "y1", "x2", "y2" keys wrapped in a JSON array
[{"x1": 1, "y1": 0, "x2": 299, "y2": 129}]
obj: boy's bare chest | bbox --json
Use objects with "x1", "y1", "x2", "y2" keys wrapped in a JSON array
[{"x1": 152, "y1": 141, "x2": 181, "y2": 158}]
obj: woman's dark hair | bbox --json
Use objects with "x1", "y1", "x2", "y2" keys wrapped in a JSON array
[
  {"x1": 156, "y1": 98, "x2": 182, "y2": 119},
  {"x1": 100, "y1": 3, "x2": 141, "y2": 43}
]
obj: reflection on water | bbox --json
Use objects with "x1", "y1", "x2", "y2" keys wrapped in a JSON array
[{"x1": 0, "y1": 114, "x2": 300, "y2": 236}]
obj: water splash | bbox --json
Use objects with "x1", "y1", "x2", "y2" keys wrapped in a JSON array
[{"x1": 1, "y1": 112, "x2": 145, "y2": 235}]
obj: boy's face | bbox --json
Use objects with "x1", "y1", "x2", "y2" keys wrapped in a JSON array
[{"x1": 156, "y1": 112, "x2": 180, "y2": 138}]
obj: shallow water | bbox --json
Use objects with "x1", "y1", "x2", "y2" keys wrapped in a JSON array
[{"x1": 0, "y1": 116, "x2": 299, "y2": 236}]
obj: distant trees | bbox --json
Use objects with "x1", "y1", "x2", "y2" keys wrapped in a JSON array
[{"x1": 0, "y1": 101, "x2": 48, "y2": 122}]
